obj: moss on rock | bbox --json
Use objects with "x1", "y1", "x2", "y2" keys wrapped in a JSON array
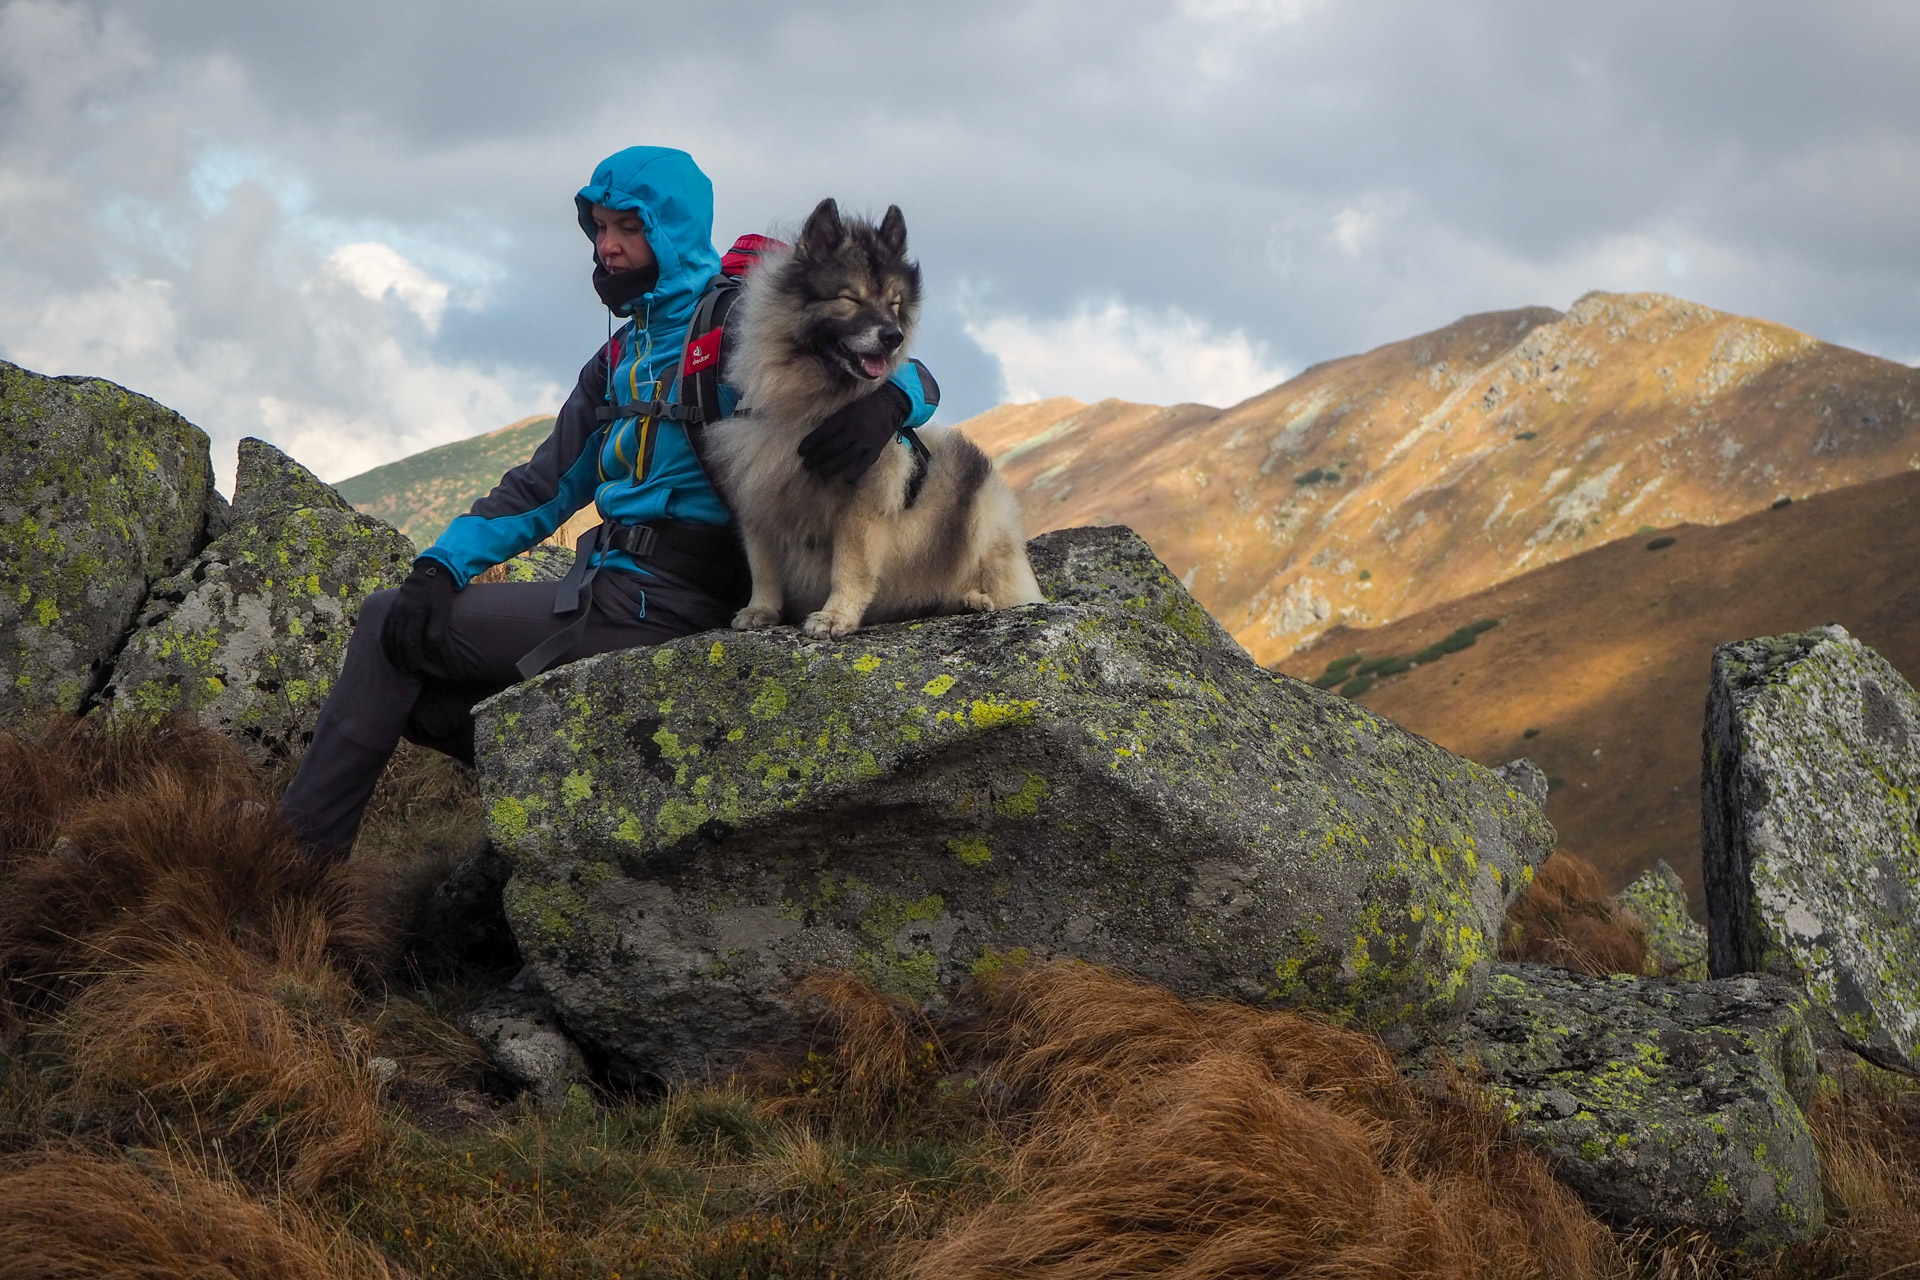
[
  {"x1": 1416, "y1": 962, "x2": 1822, "y2": 1250},
  {"x1": 477, "y1": 526, "x2": 1555, "y2": 1082},
  {"x1": 0, "y1": 361, "x2": 220, "y2": 721},
  {"x1": 1617, "y1": 859, "x2": 1708, "y2": 980},
  {"x1": 1704, "y1": 625, "x2": 1920, "y2": 1069},
  {"x1": 101, "y1": 438, "x2": 413, "y2": 765}
]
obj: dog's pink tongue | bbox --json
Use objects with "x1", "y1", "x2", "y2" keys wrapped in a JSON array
[{"x1": 859, "y1": 353, "x2": 888, "y2": 380}]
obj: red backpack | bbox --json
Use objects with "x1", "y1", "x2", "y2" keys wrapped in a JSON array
[{"x1": 674, "y1": 233, "x2": 787, "y2": 425}]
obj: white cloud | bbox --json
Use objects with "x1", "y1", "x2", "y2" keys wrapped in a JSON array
[
  {"x1": 966, "y1": 302, "x2": 1291, "y2": 409},
  {"x1": 323, "y1": 242, "x2": 451, "y2": 331},
  {"x1": 1180, "y1": 0, "x2": 1323, "y2": 26}
]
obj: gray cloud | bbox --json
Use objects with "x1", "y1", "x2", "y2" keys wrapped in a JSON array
[{"x1": 2, "y1": 0, "x2": 1916, "y2": 489}]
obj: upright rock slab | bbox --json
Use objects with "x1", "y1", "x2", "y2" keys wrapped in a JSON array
[
  {"x1": 1704, "y1": 626, "x2": 1920, "y2": 1069},
  {"x1": 477, "y1": 526, "x2": 1555, "y2": 1082},
  {"x1": 0, "y1": 361, "x2": 222, "y2": 720},
  {"x1": 1423, "y1": 963, "x2": 1822, "y2": 1250},
  {"x1": 103, "y1": 439, "x2": 413, "y2": 765}
]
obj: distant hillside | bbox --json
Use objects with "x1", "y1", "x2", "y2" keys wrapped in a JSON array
[
  {"x1": 335, "y1": 414, "x2": 555, "y2": 548},
  {"x1": 1274, "y1": 468, "x2": 1920, "y2": 902},
  {"x1": 966, "y1": 292, "x2": 1920, "y2": 666}
]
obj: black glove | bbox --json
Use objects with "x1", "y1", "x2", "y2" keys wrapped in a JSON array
[
  {"x1": 798, "y1": 381, "x2": 911, "y2": 483},
  {"x1": 380, "y1": 558, "x2": 456, "y2": 675}
]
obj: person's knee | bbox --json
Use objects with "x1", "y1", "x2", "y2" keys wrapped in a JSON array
[{"x1": 358, "y1": 587, "x2": 399, "y2": 630}]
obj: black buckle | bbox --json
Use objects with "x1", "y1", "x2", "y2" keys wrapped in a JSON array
[{"x1": 607, "y1": 522, "x2": 659, "y2": 559}]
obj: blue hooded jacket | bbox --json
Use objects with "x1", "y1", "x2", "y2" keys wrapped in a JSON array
[{"x1": 420, "y1": 147, "x2": 935, "y2": 592}]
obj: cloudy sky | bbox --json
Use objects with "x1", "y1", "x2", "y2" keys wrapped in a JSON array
[{"x1": 2, "y1": 1, "x2": 1916, "y2": 491}]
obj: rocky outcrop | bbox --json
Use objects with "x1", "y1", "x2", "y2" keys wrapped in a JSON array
[
  {"x1": 1618, "y1": 860, "x2": 1708, "y2": 980},
  {"x1": 1, "y1": 361, "x2": 223, "y2": 721},
  {"x1": 1704, "y1": 626, "x2": 1920, "y2": 1070},
  {"x1": 1423, "y1": 963, "x2": 1822, "y2": 1250},
  {"x1": 476, "y1": 525, "x2": 1555, "y2": 1083},
  {"x1": 101, "y1": 438, "x2": 413, "y2": 765}
]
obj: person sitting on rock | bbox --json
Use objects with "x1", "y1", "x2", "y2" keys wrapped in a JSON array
[{"x1": 278, "y1": 146, "x2": 940, "y2": 862}]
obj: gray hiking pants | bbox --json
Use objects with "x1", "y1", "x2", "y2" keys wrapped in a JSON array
[{"x1": 278, "y1": 568, "x2": 733, "y2": 862}]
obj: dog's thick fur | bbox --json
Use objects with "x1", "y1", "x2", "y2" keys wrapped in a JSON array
[{"x1": 708, "y1": 199, "x2": 1043, "y2": 639}]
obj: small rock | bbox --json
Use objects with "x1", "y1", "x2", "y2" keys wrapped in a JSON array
[
  {"x1": 368, "y1": 1056, "x2": 399, "y2": 1085},
  {"x1": 1704, "y1": 625, "x2": 1920, "y2": 1069},
  {"x1": 1418, "y1": 962, "x2": 1822, "y2": 1250},
  {"x1": 1493, "y1": 757, "x2": 1549, "y2": 811},
  {"x1": 488, "y1": 545, "x2": 574, "y2": 584},
  {"x1": 462, "y1": 969, "x2": 589, "y2": 1113},
  {"x1": 1617, "y1": 860, "x2": 1708, "y2": 980}
]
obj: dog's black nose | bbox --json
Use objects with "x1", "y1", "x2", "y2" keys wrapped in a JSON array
[{"x1": 879, "y1": 325, "x2": 904, "y2": 351}]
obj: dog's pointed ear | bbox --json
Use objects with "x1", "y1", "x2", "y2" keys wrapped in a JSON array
[
  {"x1": 799, "y1": 198, "x2": 844, "y2": 259},
  {"x1": 878, "y1": 205, "x2": 908, "y2": 256}
]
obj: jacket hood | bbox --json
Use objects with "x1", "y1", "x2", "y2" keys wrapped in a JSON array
[{"x1": 576, "y1": 147, "x2": 721, "y2": 326}]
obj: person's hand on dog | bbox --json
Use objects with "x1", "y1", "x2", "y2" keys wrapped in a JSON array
[
  {"x1": 381, "y1": 558, "x2": 455, "y2": 674},
  {"x1": 798, "y1": 381, "x2": 911, "y2": 483}
]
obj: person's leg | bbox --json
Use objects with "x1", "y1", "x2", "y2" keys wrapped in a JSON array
[
  {"x1": 280, "y1": 579, "x2": 577, "y2": 862},
  {"x1": 280, "y1": 570, "x2": 733, "y2": 862},
  {"x1": 278, "y1": 588, "x2": 417, "y2": 862}
]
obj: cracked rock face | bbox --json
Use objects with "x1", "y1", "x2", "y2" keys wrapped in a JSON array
[
  {"x1": 476, "y1": 525, "x2": 1555, "y2": 1083},
  {"x1": 1703, "y1": 625, "x2": 1920, "y2": 1069},
  {"x1": 0, "y1": 361, "x2": 221, "y2": 722},
  {"x1": 1420, "y1": 963, "x2": 1822, "y2": 1250},
  {"x1": 101, "y1": 438, "x2": 413, "y2": 766}
]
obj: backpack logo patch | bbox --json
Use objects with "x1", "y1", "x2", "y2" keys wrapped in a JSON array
[{"x1": 685, "y1": 327, "x2": 723, "y2": 373}]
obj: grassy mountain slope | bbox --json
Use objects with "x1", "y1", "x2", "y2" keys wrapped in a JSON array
[
  {"x1": 1275, "y1": 468, "x2": 1920, "y2": 900},
  {"x1": 966, "y1": 292, "x2": 1920, "y2": 666},
  {"x1": 334, "y1": 414, "x2": 555, "y2": 548}
]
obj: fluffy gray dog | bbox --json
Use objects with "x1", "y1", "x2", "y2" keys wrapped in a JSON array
[{"x1": 709, "y1": 199, "x2": 1042, "y2": 639}]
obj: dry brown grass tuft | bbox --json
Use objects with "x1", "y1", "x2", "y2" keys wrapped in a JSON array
[
  {"x1": 0, "y1": 714, "x2": 241, "y2": 866},
  {"x1": 0, "y1": 1148, "x2": 398, "y2": 1280},
  {"x1": 1501, "y1": 851, "x2": 1649, "y2": 977},
  {"x1": 912, "y1": 962, "x2": 1618, "y2": 1280},
  {"x1": 52, "y1": 923, "x2": 386, "y2": 1193},
  {"x1": 753, "y1": 972, "x2": 959, "y2": 1137},
  {"x1": 0, "y1": 716, "x2": 384, "y2": 1017},
  {"x1": 1766, "y1": 1061, "x2": 1920, "y2": 1279}
]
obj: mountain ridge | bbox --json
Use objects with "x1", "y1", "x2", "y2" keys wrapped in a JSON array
[{"x1": 970, "y1": 292, "x2": 1920, "y2": 665}]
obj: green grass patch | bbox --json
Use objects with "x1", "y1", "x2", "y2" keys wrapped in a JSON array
[{"x1": 332, "y1": 1089, "x2": 999, "y2": 1280}]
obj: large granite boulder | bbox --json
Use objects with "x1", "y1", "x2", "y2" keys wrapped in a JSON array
[
  {"x1": 476, "y1": 526, "x2": 1555, "y2": 1082},
  {"x1": 0, "y1": 361, "x2": 223, "y2": 721},
  {"x1": 102, "y1": 438, "x2": 413, "y2": 765},
  {"x1": 1703, "y1": 625, "x2": 1920, "y2": 1070},
  {"x1": 1422, "y1": 963, "x2": 1822, "y2": 1250}
]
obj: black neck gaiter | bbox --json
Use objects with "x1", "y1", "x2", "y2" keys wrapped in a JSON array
[{"x1": 592, "y1": 257, "x2": 658, "y2": 313}]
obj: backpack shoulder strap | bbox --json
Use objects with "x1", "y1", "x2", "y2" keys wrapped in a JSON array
[{"x1": 677, "y1": 275, "x2": 744, "y2": 428}]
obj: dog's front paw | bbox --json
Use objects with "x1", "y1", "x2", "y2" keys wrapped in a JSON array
[
  {"x1": 731, "y1": 604, "x2": 781, "y2": 631},
  {"x1": 801, "y1": 608, "x2": 862, "y2": 640},
  {"x1": 961, "y1": 590, "x2": 995, "y2": 613}
]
